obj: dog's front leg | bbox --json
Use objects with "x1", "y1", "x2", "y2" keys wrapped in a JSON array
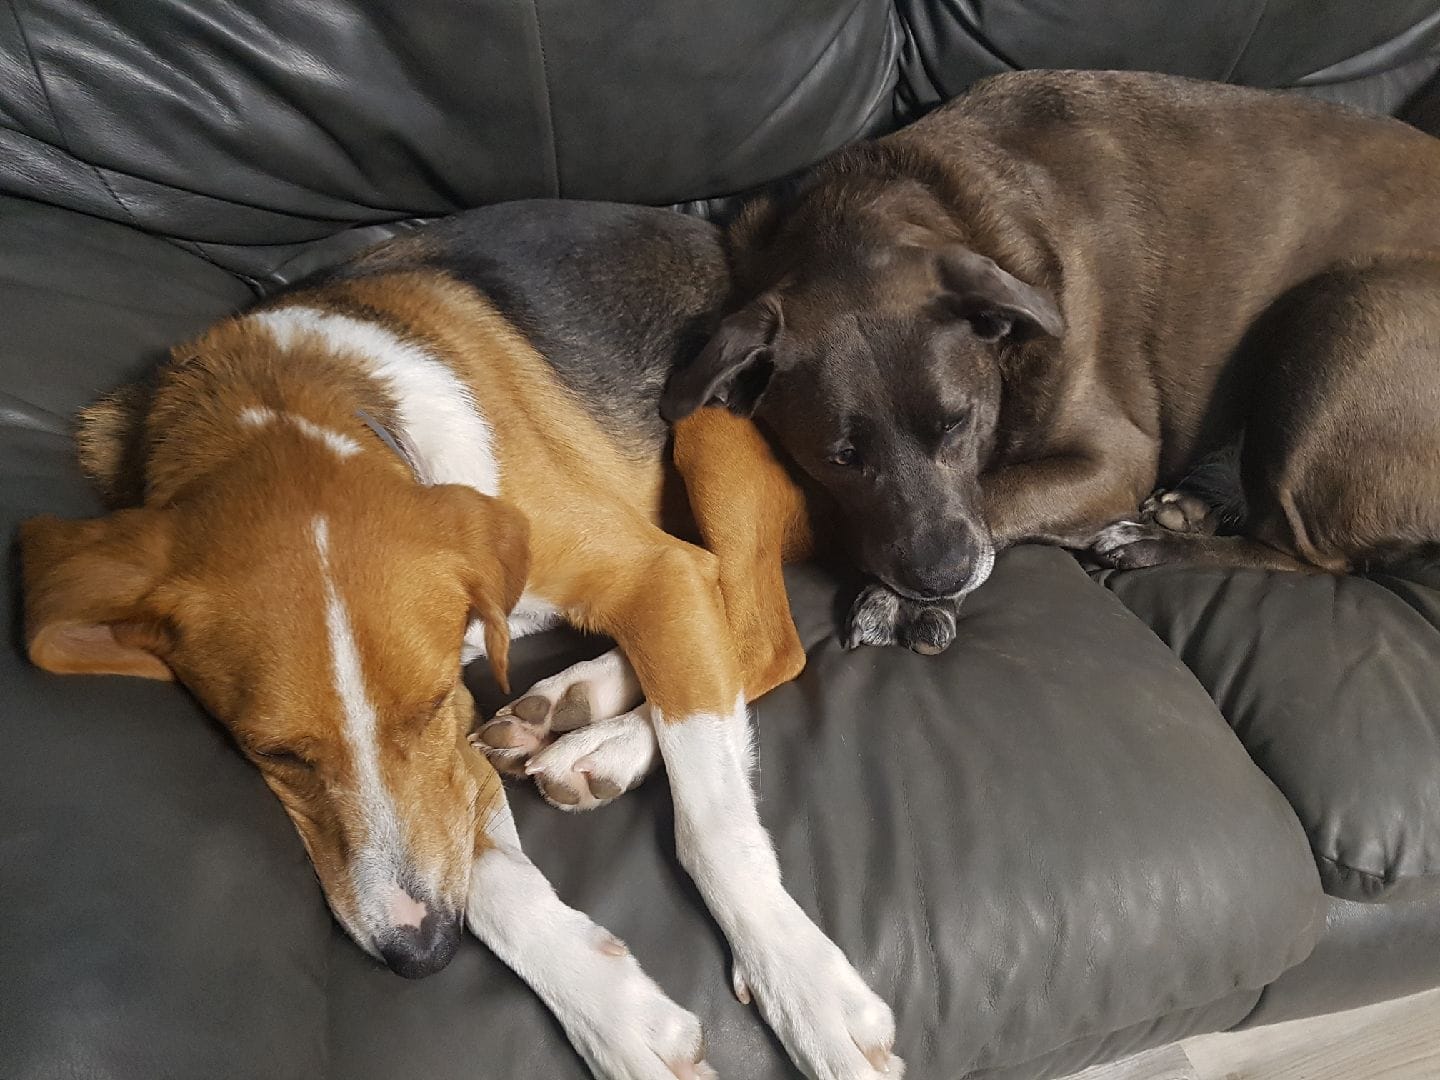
[
  {"x1": 671, "y1": 409, "x2": 814, "y2": 699},
  {"x1": 466, "y1": 791, "x2": 714, "y2": 1080},
  {"x1": 980, "y1": 440, "x2": 1155, "y2": 549},
  {"x1": 607, "y1": 537, "x2": 903, "y2": 1080}
]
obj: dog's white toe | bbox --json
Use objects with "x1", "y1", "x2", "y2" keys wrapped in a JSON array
[
  {"x1": 527, "y1": 707, "x2": 659, "y2": 810},
  {"x1": 568, "y1": 948, "x2": 713, "y2": 1080},
  {"x1": 737, "y1": 905, "x2": 903, "y2": 1080},
  {"x1": 1090, "y1": 519, "x2": 1153, "y2": 555}
]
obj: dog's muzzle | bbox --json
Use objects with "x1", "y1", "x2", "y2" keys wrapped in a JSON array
[{"x1": 375, "y1": 907, "x2": 464, "y2": 979}]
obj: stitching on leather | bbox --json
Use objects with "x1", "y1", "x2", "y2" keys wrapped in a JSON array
[
  {"x1": 5, "y1": 0, "x2": 65, "y2": 147},
  {"x1": 526, "y1": 0, "x2": 561, "y2": 196},
  {"x1": 1221, "y1": 0, "x2": 1272, "y2": 82},
  {"x1": 6, "y1": 0, "x2": 149, "y2": 233}
]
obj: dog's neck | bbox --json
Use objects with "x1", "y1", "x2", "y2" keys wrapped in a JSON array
[
  {"x1": 142, "y1": 352, "x2": 402, "y2": 506},
  {"x1": 145, "y1": 297, "x2": 501, "y2": 507}
]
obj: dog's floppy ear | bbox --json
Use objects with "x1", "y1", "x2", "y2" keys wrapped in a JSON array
[
  {"x1": 937, "y1": 247, "x2": 1065, "y2": 342},
  {"x1": 19, "y1": 509, "x2": 176, "y2": 680},
  {"x1": 75, "y1": 380, "x2": 155, "y2": 508},
  {"x1": 660, "y1": 294, "x2": 784, "y2": 422},
  {"x1": 432, "y1": 486, "x2": 532, "y2": 693}
]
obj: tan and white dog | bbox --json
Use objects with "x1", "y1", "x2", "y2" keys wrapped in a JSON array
[{"x1": 19, "y1": 200, "x2": 900, "y2": 1080}]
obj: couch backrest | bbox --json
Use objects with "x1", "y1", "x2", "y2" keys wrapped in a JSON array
[{"x1": 4, "y1": 0, "x2": 1437, "y2": 261}]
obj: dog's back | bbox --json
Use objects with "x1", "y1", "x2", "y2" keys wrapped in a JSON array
[{"x1": 324, "y1": 200, "x2": 728, "y2": 461}]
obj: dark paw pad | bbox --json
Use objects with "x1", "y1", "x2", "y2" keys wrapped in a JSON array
[{"x1": 551, "y1": 683, "x2": 592, "y2": 731}]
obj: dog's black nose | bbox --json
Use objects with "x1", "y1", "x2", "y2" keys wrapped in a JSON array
[
  {"x1": 892, "y1": 530, "x2": 988, "y2": 600},
  {"x1": 377, "y1": 908, "x2": 463, "y2": 979}
]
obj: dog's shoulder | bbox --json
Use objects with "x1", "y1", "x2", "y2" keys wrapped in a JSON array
[{"x1": 368, "y1": 201, "x2": 732, "y2": 458}]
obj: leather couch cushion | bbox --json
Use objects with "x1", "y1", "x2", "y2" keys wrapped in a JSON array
[
  {"x1": 895, "y1": 1, "x2": 1440, "y2": 114},
  {"x1": 1102, "y1": 565, "x2": 1440, "y2": 904},
  {"x1": 6, "y1": 2, "x2": 1439, "y2": 286},
  {"x1": 1239, "y1": 892, "x2": 1440, "y2": 1027},
  {"x1": 2, "y1": 198, "x2": 1326, "y2": 1078},
  {"x1": 0, "y1": 0, "x2": 898, "y2": 259}
]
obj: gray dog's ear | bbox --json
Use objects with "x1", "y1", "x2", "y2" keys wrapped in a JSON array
[
  {"x1": 660, "y1": 295, "x2": 784, "y2": 422},
  {"x1": 937, "y1": 247, "x2": 1064, "y2": 342}
]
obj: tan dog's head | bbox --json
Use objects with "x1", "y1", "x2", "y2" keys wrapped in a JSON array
[{"x1": 21, "y1": 384, "x2": 528, "y2": 978}]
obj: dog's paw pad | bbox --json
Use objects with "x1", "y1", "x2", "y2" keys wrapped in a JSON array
[
  {"x1": 470, "y1": 704, "x2": 555, "y2": 770},
  {"x1": 584, "y1": 772, "x2": 625, "y2": 802},
  {"x1": 1141, "y1": 489, "x2": 1218, "y2": 535},
  {"x1": 535, "y1": 774, "x2": 584, "y2": 807},
  {"x1": 551, "y1": 682, "x2": 592, "y2": 731},
  {"x1": 510, "y1": 695, "x2": 551, "y2": 725},
  {"x1": 526, "y1": 712, "x2": 654, "y2": 811}
]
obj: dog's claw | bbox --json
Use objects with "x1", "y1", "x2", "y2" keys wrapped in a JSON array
[{"x1": 732, "y1": 965, "x2": 751, "y2": 1005}]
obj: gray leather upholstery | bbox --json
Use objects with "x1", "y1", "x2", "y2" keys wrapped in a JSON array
[
  {"x1": 1102, "y1": 566, "x2": 1440, "y2": 904},
  {"x1": 5, "y1": 4, "x2": 1440, "y2": 1079}
]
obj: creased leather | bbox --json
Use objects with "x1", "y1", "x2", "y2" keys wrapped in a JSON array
[
  {"x1": 1102, "y1": 566, "x2": 1440, "y2": 904},
  {"x1": 7, "y1": 4, "x2": 1440, "y2": 1073}
]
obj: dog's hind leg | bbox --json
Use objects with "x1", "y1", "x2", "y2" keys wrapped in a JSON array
[
  {"x1": 591, "y1": 532, "x2": 903, "y2": 1080},
  {"x1": 671, "y1": 409, "x2": 814, "y2": 699},
  {"x1": 1095, "y1": 261, "x2": 1440, "y2": 574},
  {"x1": 466, "y1": 788, "x2": 715, "y2": 1079}
]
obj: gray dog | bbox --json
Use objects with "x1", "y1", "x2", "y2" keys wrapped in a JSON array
[{"x1": 662, "y1": 70, "x2": 1440, "y2": 653}]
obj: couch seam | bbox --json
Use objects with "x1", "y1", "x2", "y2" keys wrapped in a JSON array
[
  {"x1": 712, "y1": 0, "x2": 879, "y2": 181},
  {"x1": 6, "y1": 0, "x2": 147, "y2": 234},
  {"x1": 5, "y1": 3, "x2": 260, "y2": 289},
  {"x1": 525, "y1": 0, "x2": 561, "y2": 196},
  {"x1": 6, "y1": 0, "x2": 65, "y2": 149},
  {"x1": 1221, "y1": 0, "x2": 1272, "y2": 82},
  {"x1": 1314, "y1": 850, "x2": 1438, "y2": 891}
]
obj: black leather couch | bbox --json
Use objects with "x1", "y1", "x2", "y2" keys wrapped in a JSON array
[{"x1": 4, "y1": 4, "x2": 1440, "y2": 1078}]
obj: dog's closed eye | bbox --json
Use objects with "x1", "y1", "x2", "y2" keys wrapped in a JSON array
[
  {"x1": 406, "y1": 686, "x2": 455, "y2": 730},
  {"x1": 251, "y1": 744, "x2": 314, "y2": 771}
]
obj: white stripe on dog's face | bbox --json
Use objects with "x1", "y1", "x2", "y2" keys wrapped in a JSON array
[
  {"x1": 253, "y1": 307, "x2": 499, "y2": 496},
  {"x1": 311, "y1": 515, "x2": 423, "y2": 935}
]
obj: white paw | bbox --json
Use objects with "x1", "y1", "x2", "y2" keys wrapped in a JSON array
[
  {"x1": 516, "y1": 648, "x2": 644, "y2": 732},
  {"x1": 735, "y1": 906, "x2": 903, "y2": 1080},
  {"x1": 526, "y1": 707, "x2": 660, "y2": 811},
  {"x1": 561, "y1": 932, "x2": 716, "y2": 1080},
  {"x1": 470, "y1": 647, "x2": 644, "y2": 778},
  {"x1": 471, "y1": 842, "x2": 713, "y2": 1080}
]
